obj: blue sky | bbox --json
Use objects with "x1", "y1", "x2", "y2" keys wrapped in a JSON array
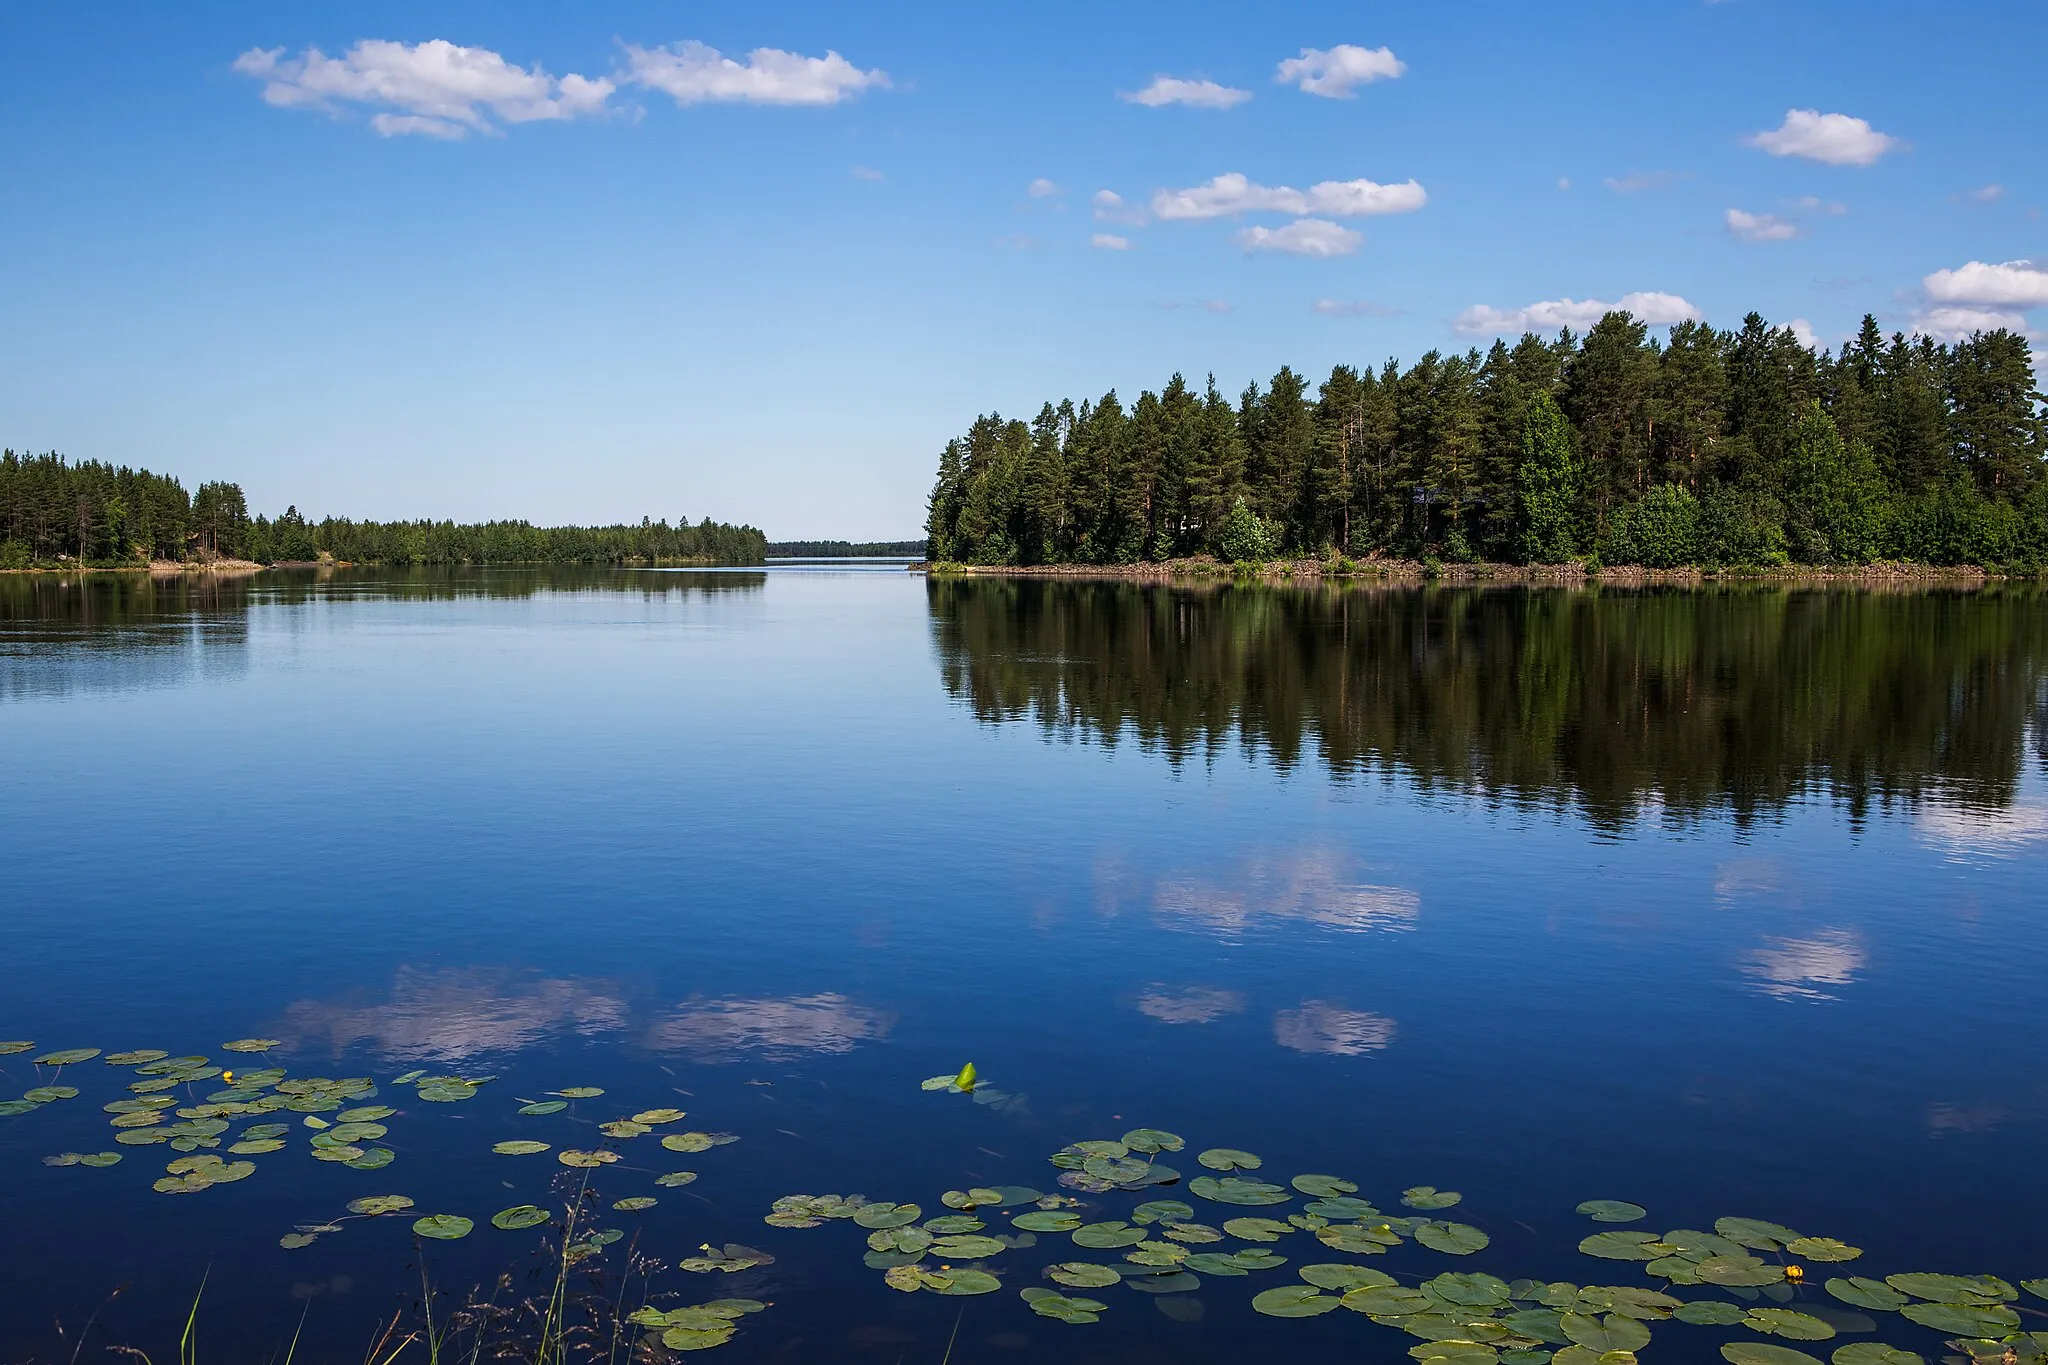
[{"x1": 2, "y1": 2, "x2": 2042, "y2": 538}]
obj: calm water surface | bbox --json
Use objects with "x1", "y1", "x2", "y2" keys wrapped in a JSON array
[{"x1": 2, "y1": 567, "x2": 2044, "y2": 1361}]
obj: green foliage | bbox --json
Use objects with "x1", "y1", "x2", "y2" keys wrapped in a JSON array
[
  {"x1": 1218, "y1": 498, "x2": 1274, "y2": 563},
  {"x1": 1700, "y1": 485, "x2": 1789, "y2": 567},
  {"x1": 1782, "y1": 407, "x2": 1886, "y2": 564},
  {"x1": 1604, "y1": 484, "x2": 1701, "y2": 568},
  {"x1": 1516, "y1": 392, "x2": 1579, "y2": 562}
]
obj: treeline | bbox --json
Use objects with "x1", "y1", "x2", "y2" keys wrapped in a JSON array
[
  {"x1": 767, "y1": 539, "x2": 927, "y2": 557},
  {"x1": 0, "y1": 451, "x2": 767, "y2": 567},
  {"x1": 925, "y1": 313, "x2": 2048, "y2": 569},
  {"x1": 930, "y1": 578, "x2": 2048, "y2": 826}
]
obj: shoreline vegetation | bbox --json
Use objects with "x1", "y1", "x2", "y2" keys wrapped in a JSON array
[
  {"x1": 924, "y1": 311, "x2": 2048, "y2": 574},
  {"x1": 0, "y1": 450, "x2": 767, "y2": 571},
  {"x1": 917, "y1": 555, "x2": 2020, "y2": 584}
]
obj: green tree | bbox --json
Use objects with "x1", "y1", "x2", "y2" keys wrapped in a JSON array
[{"x1": 1515, "y1": 392, "x2": 1578, "y2": 562}]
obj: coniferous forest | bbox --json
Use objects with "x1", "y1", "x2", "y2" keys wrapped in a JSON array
[
  {"x1": 0, "y1": 451, "x2": 766, "y2": 568},
  {"x1": 924, "y1": 312, "x2": 2048, "y2": 569}
]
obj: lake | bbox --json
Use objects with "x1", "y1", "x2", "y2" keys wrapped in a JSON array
[{"x1": 3, "y1": 566, "x2": 2044, "y2": 1363}]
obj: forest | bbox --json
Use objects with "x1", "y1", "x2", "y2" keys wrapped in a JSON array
[
  {"x1": 924, "y1": 312, "x2": 2048, "y2": 569},
  {"x1": 767, "y1": 539, "x2": 927, "y2": 557},
  {"x1": 0, "y1": 451, "x2": 766, "y2": 568}
]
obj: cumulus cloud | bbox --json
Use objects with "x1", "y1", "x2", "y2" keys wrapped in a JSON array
[
  {"x1": 1238, "y1": 219, "x2": 1363, "y2": 257},
  {"x1": 1605, "y1": 170, "x2": 1680, "y2": 194},
  {"x1": 1275, "y1": 44, "x2": 1405, "y2": 97},
  {"x1": 1119, "y1": 76, "x2": 1251, "y2": 109},
  {"x1": 1747, "y1": 109, "x2": 1900, "y2": 166},
  {"x1": 1790, "y1": 195, "x2": 1847, "y2": 216},
  {"x1": 1454, "y1": 291, "x2": 1703, "y2": 336},
  {"x1": 621, "y1": 41, "x2": 887, "y2": 105},
  {"x1": 1150, "y1": 172, "x2": 1425, "y2": 221},
  {"x1": 1726, "y1": 208, "x2": 1800, "y2": 242},
  {"x1": 232, "y1": 39, "x2": 615, "y2": 137},
  {"x1": 1274, "y1": 1003, "x2": 1398, "y2": 1055},
  {"x1": 1922, "y1": 259, "x2": 2048, "y2": 308},
  {"x1": 1028, "y1": 177, "x2": 1062, "y2": 197},
  {"x1": 1787, "y1": 319, "x2": 1822, "y2": 350},
  {"x1": 1958, "y1": 184, "x2": 2005, "y2": 204},
  {"x1": 1912, "y1": 306, "x2": 2028, "y2": 341},
  {"x1": 1092, "y1": 189, "x2": 1147, "y2": 226},
  {"x1": 1314, "y1": 299, "x2": 1403, "y2": 318},
  {"x1": 1091, "y1": 233, "x2": 1132, "y2": 250}
]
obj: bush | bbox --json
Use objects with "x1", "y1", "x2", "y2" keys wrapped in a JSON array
[
  {"x1": 1605, "y1": 484, "x2": 1701, "y2": 568},
  {"x1": 1218, "y1": 498, "x2": 1274, "y2": 562},
  {"x1": 1700, "y1": 486, "x2": 1788, "y2": 568}
]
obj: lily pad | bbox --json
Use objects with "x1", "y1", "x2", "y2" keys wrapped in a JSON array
[
  {"x1": 1123, "y1": 1128, "x2": 1185, "y2": 1153},
  {"x1": 680, "y1": 1244, "x2": 774, "y2": 1273},
  {"x1": 1014, "y1": 1210, "x2": 1082, "y2": 1232},
  {"x1": 33, "y1": 1049, "x2": 101, "y2": 1067},
  {"x1": 1023, "y1": 1288, "x2": 1108, "y2": 1323},
  {"x1": 1416, "y1": 1222, "x2": 1491, "y2": 1255},
  {"x1": 1830, "y1": 1346, "x2": 1921, "y2": 1365},
  {"x1": 347, "y1": 1195, "x2": 415, "y2": 1216},
  {"x1": 105, "y1": 1050, "x2": 169, "y2": 1066},
  {"x1": 1343, "y1": 1284, "x2": 1435, "y2": 1315},
  {"x1": 557, "y1": 1149, "x2": 619, "y2": 1168},
  {"x1": 1561, "y1": 1313, "x2": 1652, "y2": 1352},
  {"x1": 279, "y1": 1233, "x2": 318, "y2": 1250},
  {"x1": 1073, "y1": 1221, "x2": 1147, "y2": 1249},
  {"x1": 413, "y1": 1214, "x2": 473, "y2": 1240},
  {"x1": 338, "y1": 1106, "x2": 396, "y2": 1122},
  {"x1": 1897, "y1": 1302, "x2": 2018, "y2": 1336},
  {"x1": 1301, "y1": 1264, "x2": 1398, "y2": 1292},
  {"x1": 1743, "y1": 1310, "x2": 1834, "y2": 1341},
  {"x1": 0, "y1": 1043, "x2": 34, "y2": 1055},
  {"x1": 661, "y1": 1132, "x2": 717, "y2": 1154},
  {"x1": 598, "y1": 1120, "x2": 650, "y2": 1139},
  {"x1": 1182, "y1": 1253, "x2": 1252, "y2": 1276},
  {"x1": 1190, "y1": 1175, "x2": 1290, "y2": 1206},
  {"x1": 1432, "y1": 1272, "x2": 1515, "y2": 1307},
  {"x1": 1577, "y1": 1201, "x2": 1647, "y2": 1223},
  {"x1": 1403, "y1": 1186, "x2": 1464, "y2": 1210},
  {"x1": 614, "y1": 1197, "x2": 657, "y2": 1212},
  {"x1": 1165, "y1": 1222, "x2": 1223, "y2": 1243},
  {"x1": 1253, "y1": 1285, "x2": 1340, "y2": 1317},
  {"x1": 1224, "y1": 1216, "x2": 1296, "y2": 1242},
  {"x1": 631, "y1": 1107, "x2": 686, "y2": 1124},
  {"x1": 1784, "y1": 1237, "x2": 1860, "y2": 1263},
  {"x1": 1317, "y1": 1223, "x2": 1403, "y2": 1254},
  {"x1": 346, "y1": 1148, "x2": 395, "y2": 1170},
  {"x1": 492, "y1": 1205, "x2": 550, "y2": 1230},
  {"x1": 922, "y1": 1214, "x2": 984, "y2": 1233},
  {"x1": 554, "y1": 1087, "x2": 604, "y2": 1099},
  {"x1": 1048, "y1": 1262, "x2": 1122, "y2": 1289},
  {"x1": 517, "y1": 1101, "x2": 568, "y2": 1116},
  {"x1": 1293, "y1": 1174, "x2": 1360, "y2": 1198},
  {"x1": 853, "y1": 1202, "x2": 922, "y2": 1229},
  {"x1": 221, "y1": 1039, "x2": 279, "y2": 1053},
  {"x1": 1696, "y1": 1256, "x2": 1786, "y2": 1287},
  {"x1": 929, "y1": 1268, "x2": 1003, "y2": 1296},
  {"x1": 1125, "y1": 1271, "x2": 1202, "y2": 1294},
  {"x1": 25, "y1": 1086, "x2": 79, "y2": 1102},
  {"x1": 868, "y1": 1227, "x2": 934, "y2": 1255},
  {"x1": 1676, "y1": 1301, "x2": 1752, "y2": 1326},
  {"x1": 0, "y1": 1100, "x2": 43, "y2": 1116},
  {"x1": 1717, "y1": 1219, "x2": 1802, "y2": 1251},
  {"x1": 1884, "y1": 1273, "x2": 2012, "y2": 1305},
  {"x1": 932, "y1": 1234, "x2": 1007, "y2": 1258},
  {"x1": 1197, "y1": 1148, "x2": 1262, "y2": 1171},
  {"x1": 657, "y1": 1172, "x2": 699, "y2": 1187},
  {"x1": 1826, "y1": 1278, "x2": 1907, "y2": 1312},
  {"x1": 1722, "y1": 1345, "x2": 1825, "y2": 1365},
  {"x1": 416, "y1": 1081, "x2": 478, "y2": 1103}
]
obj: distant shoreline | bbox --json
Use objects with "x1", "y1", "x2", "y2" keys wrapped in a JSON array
[{"x1": 915, "y1": 556, "x2": 2029, "y2": 585}]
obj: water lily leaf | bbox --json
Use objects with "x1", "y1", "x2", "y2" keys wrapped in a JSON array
[
  {"x1": 239, "y1": 1122, "x2": 291, "y2": 1139},
  {"x1": 1165, "y1": 1222, "x2": 1223, "y2": 1243},
  {"x1": 1830, "y1": 1346, "x2": 1921, "y2": 1365},
  {"x1": 1220, "y1": 1219, "x2": 1286, "y2": 1244},
  {"x1": 1253, "y1": 1285, "x2": 1340, "y2": 1317},
  {"x1": 1302, "y1": 1264, "x2": 1398, "y2": 1292},
  {"x1": 1502, "y1": 1309, "x2": 1571, "y2": 1343},
  {"x1": 346, "y1": 1195, "x2": 414, "y2": 1216},
  {"x1": 1417, "y1": 1222, "x2": 1490, "y2": 1255},
  {"x1": 77, "y1": 1152, "x2": 123, "y2": 1167},
  {"x1": 1125, "y1": 1239, "x2": 1190, "y2": 1267},
  {"x1": 517, "y1": 1101, "x2": 568, "y2": 1116},
  {"x1": 657, "y1": 1172, "x2": 699, "y2": 1188},
  {"x1": 338, "y1": 1106, "x2": 396, "y2": 1122},
  {"x1": 661, "y1": 1327, "x2": 732, "y2": 1351},
  {"x1": 0, "y1": 1042, "x2": 34, "y2": 1055},
  {"x1": 1561, "y1": 1314, "x2": 1652, "y2": 1352},
  {"x1": 922, "y1": 1214, "x2": 984, "y2": 1233},
  {"x1": 933, "y1": 1234, "x2": 1007, "y2": 1259},
  {"x1": 105, "y1": 1050, "x2": 168, "y2": 1066},
  {"x1": 1126, "y1": 1271, "x2": 1203, "y2": 1294},
  {"x1": 851, "y1": 1201, "x2": 921, "y2": 1229},
  {"x1": 113, "y1": 1128, "x2": 170, "y2": 1145},
  {"x1": 1824, "y1": 1278, "x2": 1905, "y2": 1312},
  {"x1": 1191, "y1": 1175, "x2": 1289, "y2": 1206},
  {"x1": 1015, "y1": 1210, "x2": 1081, "y2": 1233},
  {"x1": 1048, "y1": 1262, "x2": 1122, "y2": 1288},
  {"x1": 346, "y1": 1148, "x2": 395, "y2": 1170},
  {"x1": 1431, "y1": 1272, "x2": 1514, "y2": 1307},
  {"x1": 1182, "y1": 1253, "x2": 1251, "y2": 1276},
  {"x1": 1410, "y1": 1346, "x2": 1499, "y2": 1365},
  {"x1": 1121, "y1": 1200, "x2": 1189, "y2": 1227},
  {"x1": 1404, "y1": 1186, "x2": 1464, "y2": 1210},
  {"x1": 1197, "y1": 1148, "x2": 1261, "y2": 1171},
  {"x1": 2022, "y1": 1280, "x2": 2048, "y2": 1303},
  {"x1": 1897, "y1": 1302, "x2": 2018, "y2": 1336},
  {"x1": 416, "y1": 1081, "x2": 477, "y2": 1103},
  {"x1": 34, "y1": 1049, "x2": 101, "y2": 1067},
  {"x1": 221, "y1": 1039, "x2": 279, "y2": 1053},
  {"x1": 1716, "y1": 1219, "x2": 1802, "y2": 1251},
  {"x1": 413, "y1": 1214, "x2": 473, "y2": 1240},
  {"x1": 1675, "y1": 1301, "x2": 1751, "y2": 1326},
  {"x1": 1884, "y1": 1273, "x2": 2012, "y2": 1305},
  {"x1": 1317, "y1": 1223, "x2": 1403, "y2": 1253},
  {"x1": 25, "y1": 1086, "x2": 79, "y2": 1102},
  {"x1": 662, "y1": 1132, "x2": 714, "y2": 1153},
  {"x1": 1292, "y1": 1173, "x2": 1359, "y2": 1198},
  {"x1": 868, "y1": 1227, "x2": 934, "y2": 1255},
  {"x1": 614, "y1": 1196, "x2": 657, "y2": 1212},
  {"x1": 1122, "y1": 1128, "x2": 1185, "y2": 1154},
  {"x1": 1024, "y1": 1289, "x2": 1108, "y2": 1323},
  {"x1": 1786, "y1": 1238, "x2": 1860, "y2": 1263},
  {"x1": 929, "y1": 1268, "x2": 1002, "y2": 1296},
  {"x1": 492, "y1": 1205, "x2": 549, "y2": 1230},
  {"x1": 1742, "y1": 1310, "x2": 1834, "y2": 1341},
  {"x1": 329, "y1": 1122, "x2": 387, "y2": 1142},
  {"x1": 279, "y1": 1233, "x2": 318, "y2": 1250},
  {"x1": 1083, "y1": 1155, "x2": 1153, "y2": 1183},
  {"x1": 1722, "y1": 1345, "x2": 1825, "y2": 1365},
  {"x1": 1696, "y1": 1257, "x2": 1785, "y2": 1287},
  {"x1": 554, "y1": 1087, "x2": 604, "y2": 1099},
  {"x1": 1343, "y1": 1284, "x2": 1435, "y2": 1316},
  {"x1": 1073, "y1": 1221, "x2": 1147, "y2": 1249},
  {"x1": 632, "y1": 1108, "x2": 686, "y2": 1124},
  {"x1": 0, "y1": 1100, "x2": 45, "y2": 1116},
  {"x1": 598, "y1": 1121, "x2": 649, "y2": 1139},
  {"x1": 555, "y1": 1149, "x2": 617, "y2": 1168},
  {"x1": 681, "y1": 1244, "x2": 774, "y2": 1273},
  {"x1": 1577, "y1": 1201, "x2": 1647, "y2": 1223}
]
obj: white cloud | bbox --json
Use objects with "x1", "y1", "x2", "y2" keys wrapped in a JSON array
[
  {"x1": 621, "y1": 40, "x2": 886, "y2": 106},
  {"x1": 1119, "y1": 76, "x2": 1251, "y2": 109},
  {"x1": 1314, "y1": 299, "x2": 1403, "y2": 318},
  {"x1": 1787, "y1": 318, "x2": 1822, "y2": 350},
  {"x1": 1791, "y1": 195, "x2": 1847, "y2": 216},
  {"x1": 1028, "y1": 177, "x2": 1062, "y2": 198},
  {"x1": 1091, "y1": 232, "x2": 1131, "y2": 250},
  {"x1": 1454, "y1": 291, "x2": 1703, "y2": 336},
  {"x1": 1154, "y1": 299, "x2": 1234, "y2": 314},
  {"x1": 851, "y1": 165, "x2": 884, "y2": 182},
  {"x1": 1747, "y1": 109, "x2": 1900, "y2": 166},
  {"x1": 1605, "y1": 170, "x2": 1679, "y2": 194},
  {"x1": 1922, "y1": 259, "x2": 2048, "y2": 307},
  {"x1": 1275, "y1": 44, "x2": 1405, "y2": 97},
  {"x1": 1959, "y1": 183, "x2": 2005, "y2": 204},
  {"x1": 1726, "y1": 208, "x2": 1801, "y2": 242},
  {"x1": 232, "y1": 39, "x2": 614, "y2": 137},
  {"x1": 1557, "y1": 177, "x2": 1571, "y2": 191},
  {"x1": 1237, "y1": 218, "x2": 1363, "y2": 257},
  {"x1": 1150, "y1": 172, "x2": 1425, "y2": 220},
  {"x1": 1274, "y1": 1003, "x2": 1397, "y2": 1055},
  {"x1": 1092, "y1": 189, "x2": 1147, "y2": 226},
  {"x1": 1913, "y1": 306, "x2": 2030, "y2": 341}
]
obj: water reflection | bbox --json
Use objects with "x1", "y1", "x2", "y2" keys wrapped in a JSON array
[
  {"x1": 646, "y1": 993, "x2": 895, "y2": 1060},
  {"x1": 1915, "y1": 800, "x2": 2048, "y2": 860},
  {"x1": 1135, "y1": 986, "x2": 1247, "y2": 1025},
  {"x1": 1273, "y1": 1002, "x2": 1399, "y2": 1055},
  {"x1": 272, "y1": 967, "x2": 631, "y2": 1061},
  {"x1": 1739, "y1": 928, "x2": 1868, "y2": 1002},
  {"x1": 930, "y1": 579, "x2": 2048, "y2": 827},
  {"x1": 1098, "y1": 846, "x2": 1419, "y2": 940}
]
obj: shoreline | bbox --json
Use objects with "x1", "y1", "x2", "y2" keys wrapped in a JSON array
[{"x1": 914, "y1": 556, "x2": 2028, "y2": 586}]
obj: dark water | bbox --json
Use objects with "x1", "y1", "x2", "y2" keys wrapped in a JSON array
[{"x1": 2, "y1": 567, "x2": 2044, "y2": 1362}]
